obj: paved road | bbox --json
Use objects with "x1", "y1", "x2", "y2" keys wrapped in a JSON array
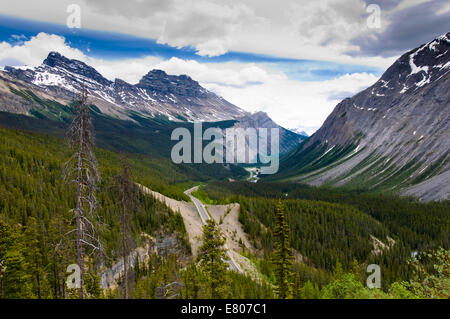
[{"x1": 184, "y1": 186, "x2": 242, "y2": 273}]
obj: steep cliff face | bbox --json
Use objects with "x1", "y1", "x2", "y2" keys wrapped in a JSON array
[{"x1": 277, "y1": 32, "x2": 450, "y2": 201}]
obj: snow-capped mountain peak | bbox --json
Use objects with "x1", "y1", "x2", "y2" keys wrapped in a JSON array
[
  {"x1": 4, "y1": 52, "x2": 247, "y2": 122},
  {"x1": 369, "y1": 32, "x2": 450, "y2": 97},
  {"x1": 282, "y1": 31, "x2": 450, "y2": 201}
]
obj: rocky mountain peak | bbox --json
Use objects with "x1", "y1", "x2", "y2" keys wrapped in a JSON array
[
  {"x1": 42, "y1": 51, "x2": 71, "y2": 67},
  {"x1": 43, "y1": 51, "x2": 111, "y2": 86},
  {"x1": 252, "y1": 111, "x2": 270, "y2": 118},
  {"x1": 279, "y1": 31, "x2": 450, "y2": 201},
  {"x1": 137, "y1": 69, "x2": 206, "y2": 97},
  {"x1": 231, "y1": 110, "x2": 305, "y2": 155},
  {"x1": 372, "y1": 32, "x2": 450, "y2": 97}
]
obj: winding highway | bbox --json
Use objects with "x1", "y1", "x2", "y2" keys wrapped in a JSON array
[{"x1": 184, "y1": 186, "x2": 242, "y2": 274}]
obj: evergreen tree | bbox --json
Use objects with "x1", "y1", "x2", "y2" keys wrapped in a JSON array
[
  {"x1": 197, "y1": 219, "x2": 230, "y2": 298},
  {"x1": 0, "y1": 221, "x2": 34, "y2": 298},
  {"x1": 22, "y1": 217, "x2": 48, "y2": 298},
  {"x1": 2, "y1": 250, "x2": 34, "y2": 299},
  {"x1": 272, "y1": 199, "x2": 293, "y2": 298},
  {"x1": 114, "y1": 154, "x2": 140, "y2": 299},
  {"x1": 301, "y1": 280, "x2": 319, "y2": 299},
  {"x1": 293, "y1": 272, "x2": 302, "y2": 299},
  {"x1": 181, "y1": 264, "x2": 202, "y2": 299},
  {"x1": 0, "y1": 220, "x2": 14, "y2": 298}
]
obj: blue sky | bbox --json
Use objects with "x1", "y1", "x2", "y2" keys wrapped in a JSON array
[
  {"x1": 1, "y1": 0, "x2": 446, "y2": 133},
  {"x1": 0, "y1": 14, "x2": 382, "y2": 82}
]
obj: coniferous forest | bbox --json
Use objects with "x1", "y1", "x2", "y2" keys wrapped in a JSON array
[
  {"x1": 0, "y1": 7, "x2": 449, "y2": 302},
  {"x1": 0, "y1": 123, "x2": 448, "y2": 299}
]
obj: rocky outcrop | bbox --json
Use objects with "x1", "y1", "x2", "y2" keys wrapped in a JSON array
[
  {"x1": 100, "y1": 233, "x2": 188, "y2": 290},
  {"x1": 233, "y1": 111, "x2": 305, "y2": 155}
]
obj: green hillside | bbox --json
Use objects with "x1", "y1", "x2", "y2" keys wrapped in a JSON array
[
  {"x1": 0, "y1": 127, "x2": 275, "y2": 299},
  {"x1": 200, "y1": 181, "x2": 449, "y2": 288}
]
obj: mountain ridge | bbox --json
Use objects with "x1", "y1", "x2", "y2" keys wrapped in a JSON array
[
  {"x1": 0, "y1": 52, "x2": 303, "y2": 156},
  {"x1": 274, "y1": 32, "x2": 450, "y2": 201},
  {"x1": 3, "y1": 51, "x2": 247, "y2": 122}
]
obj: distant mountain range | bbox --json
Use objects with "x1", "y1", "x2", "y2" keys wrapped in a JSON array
[
  {"x1": 0, "y1": 52, "x2": 304, "y2": 156},
  {"x1": 275, "y1": 32, "x2": 450, "y2": 201},
  {"x1": 3, "y1": 51, "x2": 246, "y2": 122},
  {"x1": 288, "y1": 128, "x2": 309, "y2": 137}
]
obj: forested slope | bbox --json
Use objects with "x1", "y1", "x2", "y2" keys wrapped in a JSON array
[
  {"x1": 0, "y1": 127, "x2": 277, "y2": 299},
  {"x1": 201, "y1": 181, "x2": 449, "y2": 287},
  {"x1": 0, "y1": 127, "x2": 190, "y2": 298}
]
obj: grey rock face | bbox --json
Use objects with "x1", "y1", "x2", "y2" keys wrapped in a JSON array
[
  {"x1": 137, "y1": 69, "x2": 207, "y2": 98},
  {"x1": 285, "y1": 32, "x2": 450, "y2": 201},
  {"x1": 43, "y1": 52, "x2": 112, "y2": 86},
  {"x1": 4, "y1": 52, "x2": 246, "y2": 122}
]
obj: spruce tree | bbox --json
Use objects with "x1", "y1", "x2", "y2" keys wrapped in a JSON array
[
  {"x1": 22, "y1": 217, "x2": 47, "y2": 298},
  {"x1": 0, "y1": 220, "x2": 34, "y2": 298},
  {"x1": 114, "y1": 154, "x2": 140, "y2": 298},
  {"x1": 2, "y1": 250, "x2": 34, "y2": 298},
  {"x1": 293, "y1": 272, "x2": 302, "y2": 299},
  {"x1": 272, "y1": 199, "x2": 293, "y2": 299},
  {"x1": 197, "y1": 219, "x2": 229, "y2": 298}
]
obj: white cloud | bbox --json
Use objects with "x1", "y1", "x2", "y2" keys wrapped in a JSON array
[
  {"x1": 286, "y1": 0, "x2": 369, "y2": 52},
  {"x1": 157, "y1": 1, "x2": 259, "y2": 57},
  {"x1": 93, "y1": 56, "x2": 162, "y2": 83},
  {"x1": 0, "y1": 33, "x2": 87, "y2": 67},
  {"x1": 0, "y1": 0, "x2": 402, "y2": 68},
  {"x1": 202, "y1": 72, "x2": 378, "y2": 135},
  {"x1": 0, "y1": 32, "x2": 379, "y2": 135},
  {"x1": 0, "y1": 32, "x2": 162, "y2": 83},
  {"x1": 152, "y1": 58, "x2": 283, "y2": 87}
]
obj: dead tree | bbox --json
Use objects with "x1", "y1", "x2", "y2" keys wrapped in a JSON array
[
  {"x1": 63, "y1": 88, "x2": 102, "y2": 299},
  {"x1": 156, "y1": 281, "x2": 183, "y2": 299},
  {"x1": 114, "y1": 154, "x2": 140, "y2": 299}
]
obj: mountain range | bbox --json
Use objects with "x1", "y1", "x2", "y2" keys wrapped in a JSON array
[
  {"x1": 275, "y1": 32, "x2": 450, "y2": 201},
  {"x1": 0, "y1": 52, "x2": 303, "y2": 156},
  {"x1": 0, "y1": 32, "x2": 448, "y2": 201},
  {"x1": 3, "y1": 51, "x2": 246, "y2": 122}
]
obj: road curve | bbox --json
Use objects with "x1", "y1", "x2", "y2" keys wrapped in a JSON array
[{"x1": 184, "y1": 186, "x2": 242, "y2": 274}]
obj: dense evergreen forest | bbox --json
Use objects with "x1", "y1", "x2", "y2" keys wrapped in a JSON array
[
  {"x1": 0, "y1": 127, "x2": 269, "y2": 298},
  {"x1": 198, "y1": 181, "x2": 449, "y2": 295},
  {"x1": 0, "y1": 125, "x2": 448, "y2": 299}
]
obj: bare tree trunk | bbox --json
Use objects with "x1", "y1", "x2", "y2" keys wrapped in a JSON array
[
  {"x1": 63, "y1": 87, "x2": 102, "y2": 299},
  {"x1": 76, "y1": 110, "x2": 85, "y2": 299},
  {"x1": 76, "y1": 210, "x2": 84, "y2": 299}
]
